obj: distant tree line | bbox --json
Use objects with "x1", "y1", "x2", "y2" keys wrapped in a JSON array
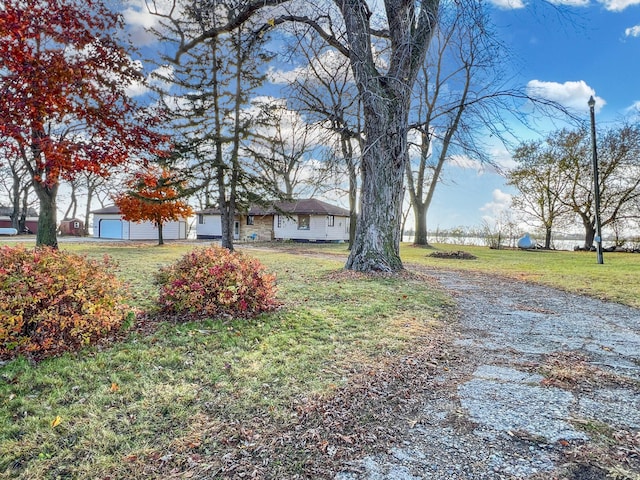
[{"x1": 507, "y1": 125, "x2": 640, "y2": 250}]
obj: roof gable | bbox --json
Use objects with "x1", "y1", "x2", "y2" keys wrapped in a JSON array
[{"x1": 196, "y1": 199, "x2": 349, "y2": 217}]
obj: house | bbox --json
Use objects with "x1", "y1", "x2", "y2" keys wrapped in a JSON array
[
  {"x1": 0, "y1": 206, "x2": 38, "y2": 234},
  {"x1": 196, "y1": 198, "x2": 350, "y2": 243},
  {"x1": 59, "y1": 218, "x2": 85, "y2": 236},
  {"x1": 91, "y1": 205, "x2": 190, "y2": 240}
]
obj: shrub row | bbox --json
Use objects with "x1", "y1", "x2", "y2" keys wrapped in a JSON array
[{"x1": 0, "y1": 245, "x2": 278, "y2": 361}]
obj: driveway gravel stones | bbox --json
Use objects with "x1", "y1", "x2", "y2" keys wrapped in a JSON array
[{"x1": 336, "y1": 268, "x2": 640, "y2": 479}]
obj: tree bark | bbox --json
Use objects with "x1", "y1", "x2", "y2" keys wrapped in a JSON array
[
  {"x1": 341, "y1": 0, "x2": 438, "y2": 271},
  {"x1": 157, "y1": 221, "x2": 165, "y2": 246},
  {"x1": 583, "y1": 218, "x2": 595, "y2": 249},
  {"x1": 413, "y1": 202, "x2": 428, "y2": 245},
  {"x1": 346, "y1": 106, "x2": 408, "y2": 271},
  {"x1": 544, "y1": 228, "x2": 552, "y2": 249},
  {"x1": 33, "y1": 182, "x2": 59, "y2": 248}
]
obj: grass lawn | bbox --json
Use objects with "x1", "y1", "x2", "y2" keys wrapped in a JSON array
[
  {"x1": 1, "y1": 239, "x2": 638, "y2": 478},
  {"x1": 0, "y1": 241, "x2": 450, "y2": 479},
  {"x1": 267, "y1": 241, "x2": 640, "y2": 309}
]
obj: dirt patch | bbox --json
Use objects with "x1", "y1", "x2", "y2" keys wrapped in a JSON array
[{"x1": 428, "y1": 250, "x2": 477, "y2": 260}]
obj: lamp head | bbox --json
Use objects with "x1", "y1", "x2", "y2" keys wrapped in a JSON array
[{"x1": 588, "y1": 96, "x2": 596, "y2": 108}]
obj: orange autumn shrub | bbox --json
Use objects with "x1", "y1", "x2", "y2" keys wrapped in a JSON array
[
  {"x1": 0, "y1": 246, "x2": 131, "y2": 360},
  {"x1": 155, "y1": 246, "x2": 279, "y2": 319}
]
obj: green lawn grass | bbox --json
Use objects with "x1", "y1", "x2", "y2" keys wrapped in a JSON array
[
  {"x1": 265, "y1": 241, "x2": 640, "y2": 308},
  {"x1": 400, "y1": 243, "x2": 640, "y2": 309},
  {"x1": 0, "y1": 241, "x2": 448, "y2": 479},
  {"x1": 1, "y1": 239, "x2": 638, "y2": 478}
]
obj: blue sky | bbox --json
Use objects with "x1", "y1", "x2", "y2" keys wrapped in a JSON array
[
  {"x1": 428, "y1": 0, "x2": 640, "y2": 232},
  {"x1": 122, "y1": 0, "x2": 640, "y2": 233}
]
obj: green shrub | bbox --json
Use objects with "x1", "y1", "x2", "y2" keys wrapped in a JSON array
[
  {"x1": 155, "y1": 245, "x2": 279, "y2": 319},
  {"x1": 0, "y1": 246, "x2": 131, "y2": 360}
]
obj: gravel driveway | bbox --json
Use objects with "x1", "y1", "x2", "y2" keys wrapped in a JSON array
[{"x1": 337, "y1": 268, "x2": 640, "y2": 480}]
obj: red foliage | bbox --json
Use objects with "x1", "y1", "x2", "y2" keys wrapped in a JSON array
[
  {"x1": 0, "y1": 245, "x2": 131, "y2": 360},
  {"x1": 0, "y1": 0, "x2": 167, "y2": 247},
  {"x1": 113, "y1": 166, "x2": 194, "y2": 235},
  {"x1": 155, "y1": 246, "x2": 279, "y2": 319}
]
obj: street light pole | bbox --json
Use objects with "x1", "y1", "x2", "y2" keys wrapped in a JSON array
[{"x1": 588, "y1": 95, "x2": 604, "y2": 264}]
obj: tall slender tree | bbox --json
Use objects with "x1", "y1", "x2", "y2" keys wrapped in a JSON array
[
  {"x1": 285, "y1": 35, "x2": 363, "y2": 248},
  {"x1": 0, "y1": 0, "x2": 163, "y2": 247},
  {"x1": 150, "y1": 1, "x2": 272, "y2": 250}
]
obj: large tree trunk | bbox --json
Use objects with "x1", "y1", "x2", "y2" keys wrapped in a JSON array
[
  {"x1": 340, "y1": 0, "x2": 438, "y2": 272},
  {"x1": 346, "y1": 107, "x2": 408, "y2": 272},
  {"x1": 219, "y1": 200, "x2": 235, "y2": 251},
  {"x1": 33, "y1": 182, "x2": 59, "y2": 248},
  {"x1": 583, "y1": 219, "x2": 595, "y2": 249},
  {"x1": 84, "y1": 183, "x2": 95, "y2": 236},
  {"x1": 348, "y1": 171, "x2": 357, "y2": 250},
  {"x1": 544, "y1": 227, "x2": 552, "y2": 249},
  {"x1": 413, "y1": 202, "x2": 428, "y2": 246}
]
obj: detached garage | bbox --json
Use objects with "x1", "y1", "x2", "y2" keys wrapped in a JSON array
[{"x1": 91, "y1": 205, "x2": 189, "y2": 240}]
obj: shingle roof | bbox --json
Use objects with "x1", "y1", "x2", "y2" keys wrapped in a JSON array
[
  {"x1": 197, "y1": 198, "x2": 350, "y2": 217},
  {"x1": 0, "y1": 206, "x2": 39, "y2": 217},
  {"x1": 90, "y1": 205, "x2": 121, "y2": 214}
]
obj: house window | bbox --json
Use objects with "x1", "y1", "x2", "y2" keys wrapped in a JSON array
[
  {"x1": 198, "y1": 214, "x2": 204, "y2": 224},
  {"x1": 297, "y1": 214, "x2": 310, "y2": 230},
  {"x1": 327, "y1": 215, "x2": 335, "y2": 227},
  {"x1": 73, "y1": 221, "x2": 80, "y2": 229},
  {"x1": 247, "y1": 215, "x2": 254, "y2": 226},
  {"x1": 277, "y1": 215, "x2": 282, "y2": 228}
]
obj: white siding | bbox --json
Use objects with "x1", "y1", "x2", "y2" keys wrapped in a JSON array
[
  {"x1": 129, "y1": 220, "x2": 187, "y2": 240},
  {"x1": 196, "y1": 214, "x2": 222, "y2": 238},
  {"x1": 93, "y1": 213, "x2": 188, "y2": 240},
  {"x1": 274, "y1": 214, "x2": 349, "y2": 242}
]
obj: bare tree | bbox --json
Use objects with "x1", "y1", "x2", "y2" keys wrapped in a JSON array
[
  {"x1": 512, "y1": 126, "x2": 640, "y2": 249},
  {"x1": 247, "y1": 100, "x2": 325, "y2": 199},
  {"x1": 0, "y1": 146, "x2": 35, "y2": 232},
  {"x1": 405, "y1": 1, "x2": 568, "y2": 247},
  {"x1": 507, "y1": 140, "x2": 572, "y2": 248},
  {"x1": 284, "y1": 33, "x2": 363, "y2": 247},
  {"x1": 173, "y1": 0, "x2": 439, "y2": 272}
]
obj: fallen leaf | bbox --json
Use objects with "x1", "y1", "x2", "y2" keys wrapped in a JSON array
[
  {"x1": 110, "y1": 382, "x2": 119, "y2": 392},
  {"x1": 51, "y1": 415, "x2": 62, "y2": 428}
]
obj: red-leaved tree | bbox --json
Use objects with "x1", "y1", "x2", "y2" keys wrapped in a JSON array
[
  {"x1": 0, "y1": 0, "x2": 164, "y2": 247},
  {"x1": 114, "y1": 167, "x2": 194, "y2": 245}
]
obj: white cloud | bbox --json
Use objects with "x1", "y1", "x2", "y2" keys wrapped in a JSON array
[
  {"x1": 489, "y1": 145, "x2": 517, "y2": 171},
  {"x1": 549, "y1": 0, "x2": 590, "y2": 5},
  {"x1": 122, "y1": 0, "x2": 183, "y2": 46},
  {"x1": 269, "y1": 49, "x2": 354, "y2": 85},
  {"x1": 624, "y1": 101, "x2": 640, "y2": 121},
  {"x1": 488, "y1": 0, "x2": 526, "y2": 8},
  {"x1": 449, "y1": 154, "x2": 485, "y2": 172},
  {"x1": 480, "y1": 189, "x2": 513, "y2": 222},
  {"x1": 526, "y1": 79, "x2": 605, "y2": 113},
  {"x1": 625, "y1": 25, "x2": 640, "y2": 37},
  {"x1": 598, "y1": 0, "x2": 640, "y2": 11}
]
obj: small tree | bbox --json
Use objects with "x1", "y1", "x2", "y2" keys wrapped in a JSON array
[{"x1": 114, "y1": 167, "x2": 194, "y2": 245}]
